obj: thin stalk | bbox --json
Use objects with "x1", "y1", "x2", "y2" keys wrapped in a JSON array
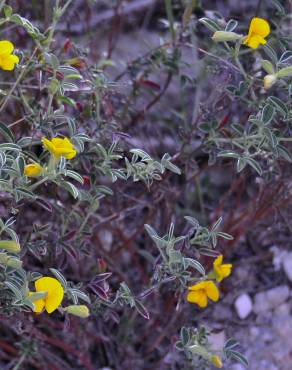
[
  {"x1": 0, "y1": 48, "x2": 38, "y2": 113},
  {"x1": 164, "y1": 0, "x2": 175, "y2": 42},
  {"x1": 12, "y1": 353, "x2": 27, "y2": 370},
  {"x1": 29, "y1": 176, "x2": 49, "y2": 191}
]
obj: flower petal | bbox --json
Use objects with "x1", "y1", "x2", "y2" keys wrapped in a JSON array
[
  {"x1": 35, "y1": 277, "x2": 64, "y2": 314},
  {"x1": 0, "y1": 54, "x2": 19, "y2": 71},
  {"x1": 187, "y1": 291, "x2": 208, "y2": 308},
  {"x1": 0, "y1": 40, "x2": 14, "y2": 56},
  {"x1": 250, "y1": 17, "x2": 270, "y2": 38},
  {"x1": 24, "y1": 163, "x2": 43, "y2": 177},
  {"x1": 205, "y1": 281, "x2": 220, "y2": 302},
  {"x1": 213, "y1": 255, "x2": 223, "y2": 268}
]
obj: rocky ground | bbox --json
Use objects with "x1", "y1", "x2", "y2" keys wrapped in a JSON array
[{"x1": 207, "y1": 246, "x2": 292, "y2": 370}]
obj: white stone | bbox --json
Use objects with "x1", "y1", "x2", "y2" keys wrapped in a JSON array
[
  {"x1": 253, "y1": 285, "x2": 290, "y2": 314},
  {"x1": 234, "y1": 293, "x2": 253, "y2": 319},
  {"x1": 282, "y1": 252, "x2": 292, "y2": 282},
  {"x1": 229, "y1": 365, "x2": 246, "y2": 370},
  {"x1": 208, "y1": 331, "x2": 226, "y2": 352}
]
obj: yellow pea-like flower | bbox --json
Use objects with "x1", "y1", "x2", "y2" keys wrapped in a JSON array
[
  {"x1": 30, "y1": 276, "x2": 64, "y2": 314},
  {"x1": 211, "y1": 355, "x2": 223, "y2": 368},
  {"x1": 24, "y1": 163, "x2": 43, "y2": 177},
  {"x1": 42, "y1": 137, "x2": 77, "y2": 160},
  {"x1": 244, "y1": 17, "x2": 270, "y2": 49},
  {"x1": 213, "y1": 255, "x2": 232, "y2": 282},
  {"x1": 187, "y1": 280, "x2": 219, "y2": 308},
  {"x1": 0, "y1": 40, "x2": 19, "y2": 71}
]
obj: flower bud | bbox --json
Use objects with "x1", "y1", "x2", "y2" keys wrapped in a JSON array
[
  {"x1": 211, "y1": 355, "x2": 223, "y2": 368},
  {"x1": 6, "y1": 257, "x2": 23, "y2": 269},
  {"x1": 0, "y1": 253, "x2": 22, "y2": 269},
  {"x1": 64, "y1": 305, "x2": 90, "y2": 318},
  {"x1": 0, "y1": 240, "x2": 21, "y2": 253},
  {"x1": 24, "y1": 163, "x2": 43, "y2": 177},
  {"x1": 212, "y1": 31, "x2": 242, "y2": 42},
  {"x1": 263, "y1": 74, "x2": 277, "y2": 89}
]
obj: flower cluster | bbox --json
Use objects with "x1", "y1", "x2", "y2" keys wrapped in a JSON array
[
  {"x1": 187, "y1": 255, "x2": 232, "y2": 308},
  {"x1": 24, "y1": 136, "x2": 77, "y2": 178}
]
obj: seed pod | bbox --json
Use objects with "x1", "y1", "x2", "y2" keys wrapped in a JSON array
[{"x1": 0, "y1": 240, "x2": 21, "y2": 253}]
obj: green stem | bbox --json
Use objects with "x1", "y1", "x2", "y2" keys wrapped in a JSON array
[
  {"x1": 45, "y1": 0, "x2": 72, "y2": 49},
  {"x1": 0, "y1": 48, "x2": 38, "y2": 113},
  {"x1": 164, "y1": 0, "x2": 175, "y2": 42},
  {"x1": 29, "y1": 176, "x2": 49, "y2": 191},
  {"x1": 12, "y1": 353, "x2": 27, "y2": 370}
]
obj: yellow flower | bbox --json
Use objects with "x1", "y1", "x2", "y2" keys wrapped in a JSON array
[
  {"x1": 211, "y1": 355, "x2": 223, "y2": 368},
  {"x1": 0, "y1": 40, "x2": 19, "y2": 71},
  {"x1": 187, "y1": 280, "x2": 219, "y2": 308},
  {"x1": 213, "y1": 255, "x2": 232, "y2": 282},
  {"x1": 244, "y1": 17, "x2": 270, "y2": 49},
  {"x1": 24, "y1": 163, "x2": 43, "y2": 177},
  {"x1": 30, "y1": 276, "x2": 64, "y2": 314},
  {"x1": 42, "y1": 137, "x2": 77, "y2": 160}
]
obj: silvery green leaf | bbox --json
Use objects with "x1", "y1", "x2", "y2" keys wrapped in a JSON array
[
  {"x1": 199, "y1": 17, "x2": 221, "y2": 32},
  {"x1": 65, "y1": 170, "x2": 84, "y2": 184},
  {"x1": 261, "y1": 104, "x2": 275, "y2": 125},
  {"x1": 225, "y1": 19, "x2": 238, "y2": 32},
  {"x1": 184, "y1": 257, "x2": 205, "y2": 275},
  {"x1": 50, "y1": 268, "x2": 67, "y2": 289},
  {"x1": 244, "y1": 158, "x2": 262, "y2": 175},
  {"x1": 261, "y1": 60, "x2": 275, "y2": 74},
  {"x1": 0, "y1": 122, "x2": 15, "y2": 142},
  {"x1": 236, "y1": 158, "x2": 246, "y2": 173},
  {"x1": 267, "y1": 96, "x2": 288, "y2": 116},
  {"x1": 0, "y1": 143, "x2": 21, "y2": 151},
  {"x1": 62, "y1": 181, "x2": 80, "y2": 199}
]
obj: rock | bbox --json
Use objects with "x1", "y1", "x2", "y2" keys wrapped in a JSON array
[
  {"x1": 253, "y1": 285, "x2": 290, "y2": 314},
  {"x1": 273, "y1": 315, "x2": 292, "y2": 340},
  {"x1": 213, "y1": 304, "x2": 233, "y2": 321},
  {"x1": 208, "y1": 331, "x2": 226, "y2": 352},
  {"x1": 275, "y1": 302, "x2": 290, "y2": 316},
  {"x1": 229, "y1": 364, "x2": 246, "y2": 370},
  {"x1": 98, "y1": 229, "x2": 113, "y2": 251},
  {"x1": 234, "y1": 293, "x2": 253, "y2": 319},
  {"x1": 282, "y1": 252, "x2": 292, "y2": 282},
  {"x1": 270, "y1": 246, "x2": 286, "y2": 271}
]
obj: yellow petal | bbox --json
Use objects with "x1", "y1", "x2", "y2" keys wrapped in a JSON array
[
  {"x1": 188, "y1": 281, "x2": 208, "y2": 291},
  {"x1": 187, "y1": 290, "x2": 208, "y2": 308},
  {"x1": 28, "y1": 292, "x2": 45, "y2": 313},
  {"x1": 51, "y1": 137, "x2": 66, "y2": 147},
  {"x1": 220, "y1": 264, "x2": 232, "y2": 278},
  {"x1": 249, "y1": 17, "x2": 270, "y2": 38},
  {"x1": 0, "y1": 40, "x2": 14, "y2": 56},
  {"x1": 0, "y1": 54, "x2": 19, "y2": 71},
  {"x1": 33, "y1": 298, "x2": 46, "y2": 313},
  {"x1": 42, "y1": 137, "x2": 77, "y2": 159},
  {"x1": 35, "y1": 277, "x2": 64, "y2": 314},
  {"x1": 205, "y1": 281, "x2": 220, "y2": 302},
  {"x1": 213, "y1": 255, "x2": 223, "y2": 268},
  {"x1": 24, "y1": 163, "x2": 43, "y2": 177},
  {"x1": 211, "y1": 355, "x2": 223, "y2": 368},
  {"x1": 42, "y1": 137, "x2": 56, "y2": 154},
  {"x1": 245, "y1": 35, "x2": 266, "y2": 49}
]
